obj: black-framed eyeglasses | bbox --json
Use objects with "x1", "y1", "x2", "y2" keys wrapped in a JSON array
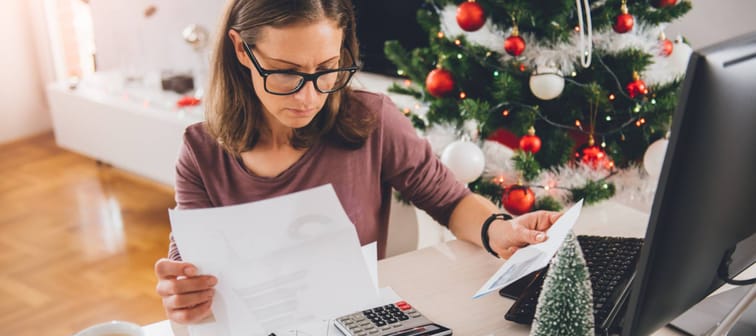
[{"x1": 242, "y1": 41, "x2": 359, "y2": 95}]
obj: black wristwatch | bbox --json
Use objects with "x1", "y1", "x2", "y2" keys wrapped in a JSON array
[{"x1": 481, "y1": 213, "x2": 513, "y2": 258}]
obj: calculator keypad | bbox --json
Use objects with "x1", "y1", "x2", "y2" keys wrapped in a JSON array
[{"x1": 334, "y1": 301, "x2": 432, "y2": 336}]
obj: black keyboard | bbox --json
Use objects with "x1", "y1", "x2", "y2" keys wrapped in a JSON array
[{"x1": 500, "y1": 235, "x2": 644, "y2": 333}]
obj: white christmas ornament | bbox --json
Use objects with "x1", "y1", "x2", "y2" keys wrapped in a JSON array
[
  {"x1": 441, "y1": 140, "x2": 485, "y2": 183},
  {"x1": 643, "y1": 138, "x2": 669, "y2": 177},
  {"x1": 529, "y1": 67, "x2": 565, "y2": 100}
]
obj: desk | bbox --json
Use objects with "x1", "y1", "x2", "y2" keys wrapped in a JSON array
[
  {"x1": 142, "y1": 201, "x2": 752, "y2": 335},
  {"x1": 142, "y1": 238, "x2": 682, "y2": 336},
  {"x1": 378, "y1": 239, "x2": 686, "y2": 336}
]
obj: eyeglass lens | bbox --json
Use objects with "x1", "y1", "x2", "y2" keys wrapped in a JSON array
[{"x1": 266, "y1": 70, "x2": 352, "y2": 94}]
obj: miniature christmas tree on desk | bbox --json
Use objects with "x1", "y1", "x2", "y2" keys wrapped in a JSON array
[{"x1": 530, "y1": 231, "x2": 594, "y2": 336}]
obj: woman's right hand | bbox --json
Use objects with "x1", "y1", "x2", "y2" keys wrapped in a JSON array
[{"x1": 154, "y1": 258, "x2": 217, "y2": 324}]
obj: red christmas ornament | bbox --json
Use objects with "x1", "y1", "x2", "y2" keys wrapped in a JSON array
[
  {"x1": 456, "y1": 1, "x2": 486, "y2": 32},
  {"x1": 177, "y1": 95, "x2": 201, "y2": 107},
  {"x1": 659, "y1": 32, "x2": 674, "y2": 56},
  {"x1": 613, "y1": 1, "x2": 634, "y2": 34},
  {"x1": 503, "y1": 185, "x2": 536, "y2": 215},
  {"x1": 519, "y1": 126, "x2": 542, "y2": 154},
  {"x1": 504, "y1": 26, "x2": 526, "y2": 57},
  {"x1": 425, "y1": 68, "x2": 455, "y2": 97},
  {"x1": 652, "y1": 0, "x2": 678, "y2": 8},
  {"x1": 626, "y1": 71, "x2": 648, "y2": 98},
  {"x1": 575, "y1": 136, "x2": 614, "y2": 170}
]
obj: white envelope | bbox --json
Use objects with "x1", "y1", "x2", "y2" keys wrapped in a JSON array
[{"x1": 473, "y1": 200, "x2": 584, "y2": 298}]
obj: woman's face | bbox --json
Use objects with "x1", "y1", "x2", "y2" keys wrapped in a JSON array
[{"x1": 230, "y1": 19, "x2": 344, "y2": 134}]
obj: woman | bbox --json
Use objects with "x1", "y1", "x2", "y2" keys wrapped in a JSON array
[{"x1": 155, "y1": 0, "x2": 560, "y2": 324}]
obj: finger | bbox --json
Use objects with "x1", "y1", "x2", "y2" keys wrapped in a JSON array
[
  {"x1": 156, "y1": 275, "x2": 217, "y2": 296},
  {"x1": 155, "y1": 258, "x2": 198, "y2": 280},
  {"x1": 165, "y1": 288, "x2": 215, "y2": 310},
  {"x1": 516, "y1": 225, "x2": 547, "y2": 244},
  {"x1": 499, "y1": 246, "x2": 518, "y2": 259},
  {"x1": 549, "y1": 211, "x2": 562, "y2": 224},
  {"x1": 168, "y1": 301, "x2": 213, "y2": 324},
  {"x1": 531, "y1": 211, "x2": 557, "y2": 231}
]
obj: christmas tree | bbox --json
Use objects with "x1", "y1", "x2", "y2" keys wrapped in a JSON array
[
  {"x1": 384, "y1": 0, "x2": 692, "y2": 214},
  {"x1": 530, "y1": 231, "x2": 594, "y2": 336}
]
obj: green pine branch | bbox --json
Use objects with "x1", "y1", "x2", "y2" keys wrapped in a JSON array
[
  {"x1": 513, "y1": 151, "x2": 541, "y2": 182},
  {"x1": 570, "y1": 180, "x2": 616, "y2": 205},
  {"x1": 534, "y1": 196, "x2": 564, "y2": 212}
]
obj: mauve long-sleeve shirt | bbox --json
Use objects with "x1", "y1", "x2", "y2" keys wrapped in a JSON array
[{"x1": 168, "y1": 90, "x2": 470, "y2": 260}]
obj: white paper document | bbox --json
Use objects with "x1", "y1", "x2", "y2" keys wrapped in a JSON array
[
  {"x1": 169, "y1": 184, "x2": 380, "y2": 336},
  {"x1": 473, "y1": 200, "x2": 584, "y2": 298}
]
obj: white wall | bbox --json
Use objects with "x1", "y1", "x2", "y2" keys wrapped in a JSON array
[
  {"x1": 90, "y1": 0, "x2": 226, "y2": 73},
  {"x1": 666, "y1": 0, "x2": 756, "y2": 49},
  {"x1": 0, "y1": 0, "x2": 52, "y2": 144},
  {"x1": 85, "y1": 0, "x2": 756, "y2": 78}
]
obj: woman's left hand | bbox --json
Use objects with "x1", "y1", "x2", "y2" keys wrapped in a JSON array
[{"x1": 487, "y1": 210, "x2": 561, "y2": 259}]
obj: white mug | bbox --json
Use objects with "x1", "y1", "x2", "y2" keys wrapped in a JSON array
[{"x1": 72, "y1": 320, "x2": 145, "y2": 336}]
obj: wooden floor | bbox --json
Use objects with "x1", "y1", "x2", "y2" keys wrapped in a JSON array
[{"x1": 0, "y1": 133, "x2": 175, "y2": 335}]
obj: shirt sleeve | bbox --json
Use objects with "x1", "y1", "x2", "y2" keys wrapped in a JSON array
[
  {"x1": 168, "y1": 128, "x2": 215, "y2": 260},
  {"x1": 377, "y1": 95, "x2": 471, "y2": 226}
]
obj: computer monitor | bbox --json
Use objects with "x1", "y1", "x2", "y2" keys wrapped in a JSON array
[{"x1": 621, "y1": 31, "x2": 756, "y2": 336}]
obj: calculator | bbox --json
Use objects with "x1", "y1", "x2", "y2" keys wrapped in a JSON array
[{"x1": 333, "y1": 301, "x2": 452, "y2": 336}]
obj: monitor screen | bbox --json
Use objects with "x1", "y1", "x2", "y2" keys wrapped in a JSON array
[{"x1": 621, "y1": 31, "x2": 756, "y2": 336}]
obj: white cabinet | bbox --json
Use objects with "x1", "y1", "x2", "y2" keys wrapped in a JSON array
[{"x1": 47, "y1": 73, "x2": 203, "y2": 185}]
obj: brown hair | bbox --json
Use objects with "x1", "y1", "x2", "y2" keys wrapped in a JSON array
[{"x1": 205, "y1": 0, "x2": 374, "y2": 155}]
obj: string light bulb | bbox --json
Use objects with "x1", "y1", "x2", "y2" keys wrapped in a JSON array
[
  {"x1": 437, "y1": 31, "x2": 445, "y2": 39},
  {"x1": 459, "y1": 91, "x2": 467, "y2": 99},
  {"x1": 502, "y1": 109, "x2": 510, "y2": 117}
]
